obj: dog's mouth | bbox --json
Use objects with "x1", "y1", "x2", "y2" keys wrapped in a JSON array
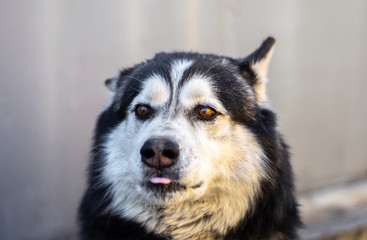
[
  {"x1": 145, "y1": 180, "x2": 203, "y2": 195},
  {"x1": 143, "y1": 168, "x2": 203, "y2": 195},
  {"x1": 145, "y1": 180, "x2": 186, "y2": 194},
  {"x1": 149, "y1": 168, "x2": 173, "y2": 185},
  {"x1": 150, "y1": 176, "x2": 172, "y2": 185},
  {"x1": 144, "y1": 175, "x2": 203, "y2": 195}
]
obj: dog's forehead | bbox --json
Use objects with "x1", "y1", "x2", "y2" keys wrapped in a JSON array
[
  {"x1": 170, "y1": 59, "x2": 194, "y2": 83},
  {"x1": 132, "y1": 59, "x2": 193, "y2": 106},
  {"x1": 135, "y1": 74, "x2": 170, "y2": 107},
  {"x1": 134, "y1": 58, "x2": 224, "y2": 109},
  {"x1": 171, "y1": 59, "x2": 219, "y2": 108},
  {"x1": 178, "y1": 76, "x2": 217, "y2": 108}
]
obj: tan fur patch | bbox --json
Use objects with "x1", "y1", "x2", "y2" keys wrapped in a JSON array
[{"x1": 252, "y1": 45, "x2": 274, "y2": 103}]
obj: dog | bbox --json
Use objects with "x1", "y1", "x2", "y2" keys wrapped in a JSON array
[{"x1": 79, "y1": 37, "x2": 301, "y2": 240}]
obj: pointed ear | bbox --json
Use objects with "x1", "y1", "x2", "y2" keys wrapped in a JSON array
[
  {"x1": 239, "y1": 37, "x2": 275, "y2": 103},
  {"x1": 105, "y1": 77, "x2": 118, "y2": 92},
  {"x1": 104, "y1": 66, "x2": 136, "y2": 92}
]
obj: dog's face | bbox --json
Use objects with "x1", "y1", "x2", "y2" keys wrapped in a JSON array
[{"x1": 97, "y1": 39, "x2": 275, "y2": 226}]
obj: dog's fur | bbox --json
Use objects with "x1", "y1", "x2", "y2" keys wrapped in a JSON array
[{"x1": 79, "y1": 37, "x2": 301, "y2": 240}]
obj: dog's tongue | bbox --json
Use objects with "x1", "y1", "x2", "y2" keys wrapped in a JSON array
[{"x1": 150, "y1": 177, "x2": 171, "y2": 185}]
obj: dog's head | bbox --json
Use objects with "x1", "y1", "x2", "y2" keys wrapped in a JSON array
[{"x1": 96, "y1": 38, "x2": 275, "y2": 216}]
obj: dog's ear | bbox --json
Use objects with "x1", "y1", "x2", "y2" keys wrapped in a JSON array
[
  {"x1": 104, "y1": 67, "x2": 135, "y2": 92},
  {"x1": 105, "y1": 77, "x2": 118, "y2": 92},
  {"x1": 239, "y1": 37, "x2": 275, "y2": 103}
]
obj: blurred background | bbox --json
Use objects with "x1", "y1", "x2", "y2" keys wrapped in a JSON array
[{"x1": 0, "y1": 0, "x2": 366, "y2": 239}]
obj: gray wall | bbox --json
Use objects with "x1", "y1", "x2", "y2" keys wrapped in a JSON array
[{"x1": 1, "y1": 0, "x2": 366, "y2": 239}]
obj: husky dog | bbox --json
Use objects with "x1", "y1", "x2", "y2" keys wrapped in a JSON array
[{"x1": 79, "y1": 37, "x2": 301, "y2": 240}]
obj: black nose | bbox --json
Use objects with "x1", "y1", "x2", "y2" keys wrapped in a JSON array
[{"x1": 140, "y1": 138, "x2": 179, "y2": 169}]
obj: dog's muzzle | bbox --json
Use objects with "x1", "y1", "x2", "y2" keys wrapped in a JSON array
[{"x1": 140, "y1": 138, "x2": 180, "y2": 185}]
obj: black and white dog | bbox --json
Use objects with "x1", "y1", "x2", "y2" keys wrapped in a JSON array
[{"x1": 79, "y1": 37, "x2": 301, "y2": 240}]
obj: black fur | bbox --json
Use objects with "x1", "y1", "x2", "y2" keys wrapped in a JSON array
[{"x1": 79, "y1": 37, "x2": 301, "y2": 239}]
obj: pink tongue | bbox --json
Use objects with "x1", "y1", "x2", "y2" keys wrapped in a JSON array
[{"x1": 150, "y1": 177, "x2": 171, "y2": 185}]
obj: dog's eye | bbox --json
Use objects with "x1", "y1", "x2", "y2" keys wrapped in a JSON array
[
  {"x1": 136, "y1": 105, "x2": 151, "y2": 117},
  {"x1": 198, "y1": 107, "x2": 217, "y2": 119}
]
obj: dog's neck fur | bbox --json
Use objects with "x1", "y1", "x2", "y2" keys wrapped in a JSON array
[{"x1": 118, "y1": 182, "x2": 257, "y2": 240}]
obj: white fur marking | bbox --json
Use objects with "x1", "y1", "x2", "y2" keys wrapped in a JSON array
[
  {"x1": 131, "y1": 74, "x2": 170, "y2": 108},
  {"x1": 179, "y1": 75, "x2": 226, "y2": 113},
  {"x1": 170, "y1": 59, "x2": 193, "y2": 84}
]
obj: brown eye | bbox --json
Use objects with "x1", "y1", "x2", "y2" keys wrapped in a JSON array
[
  {"x1": 136, "y1": 105, "x2": 150, "y2": 117},
  {"x1": 198, "y1": 107, "x2": 217, "y2": 119}
]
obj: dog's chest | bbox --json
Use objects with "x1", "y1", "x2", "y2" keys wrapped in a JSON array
[{"x1": 139, "y1": 196, "x2": 249, "y2": 240}]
